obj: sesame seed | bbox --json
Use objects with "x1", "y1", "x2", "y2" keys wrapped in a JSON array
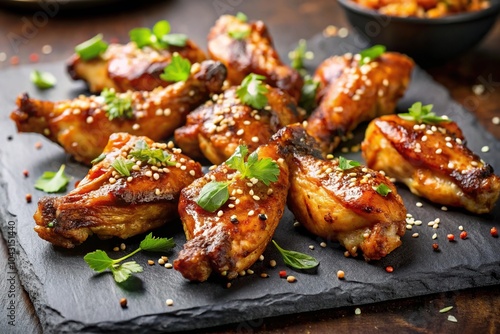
[
  {"x1": 248, "y1": 210, "x2": 255, "y2": 216},
  {"x1": 355, "y1": 308, "x2": 361, "y2": 315},
  {"x1": 459, "y1": 225, "x2": 464, "y2": 231},
  {"x1": 481, "y1": 146, "x2": 489, "y2": 153},
  {"x1": 441, "y1": 206, "x2": 448, "y2": 211},
  {"x1": 260, "y1": 273, "x2": 269, "y2": 278},
  {"x1": 435, "y1": 148, "x2": 442, "y2": 154},
  {"x1": 158, "y1": 258, "x2": 165, "y2": 265},
  {"x1": 217, "y1": 210, "x2": 224, "y2": 217},
  {"x1": 251, "y1": 136, "x2": 259, "y2": 143},
  {"x1": 269, "y1": 260, "x2": 277, "y2": 267},
  {"x1": 252, "y1": 195, "x2": 260, "y2": 201},
  {"x1": 421, "y1": 135, "x2": 427, "y2": 142},
  {"x1": 145, "y1": 171, "x2": 153, "y2": 177},
  {"x1": 113, "y1": 247, "x2": 119, "y2": 252},
  {"x1": 163, "y1": 108, "x2": 171, "y2": 116},
  {"x1": 189, "y1": 170, "x2": 196, "y2": 176},
  {"x1": 286, "y1": 275, "x2": 297, "y2": 283},
  {"x1": 432, "y1": 233, "x2": 438, "y2": 240},
  {"x1": 337, "y1": 270, "x2": 345, "y2": 279},
  {"x1": 492, "y1": 116, "x2": 500, "y2": 125},
  {"x1": 412, "y1": 233, "x2": 419, "y2": 238},
  {"x1": 155, "y1": 188, "x2": 161, "y2": 196},
  {"x1": 109, "y1": 177, "x2": 116, "y2": 184},
  {"x1": 132, "y1": 124, "x2": 140, "y2": 130},
  {"x1": 120, "y1": 298, "x2": 127, "y2": 308},
  {"x1": 166, "y1": 299, "x2": 174, "y2": 306},
  {"x1": 416, "y1": 202, "x2": 423, "y2": 207},
  {"x1": 236, "y1": 129, "x2": 244, "y2": 136},
  {"x1": 406, "y1": 225, "x2": 413, "y2": 230},
  {"x1": 147, "y1": 260, "x2": 155, "y2": 266},
  {"x1": 86, "y1": 116, "x2": 94, "y2": 124},
  {"x1": 153, "y1": 173, "x2": 160, "y2": 180},
  {"x1": 352, "y1": 95, "x2": 360, "y2": 101},
  {"x1": 164, "y1": 263, "x2": 173, "y2": 269},
  {"x1": 309, "y1": 245, "x2": 315, "y2": 250}
]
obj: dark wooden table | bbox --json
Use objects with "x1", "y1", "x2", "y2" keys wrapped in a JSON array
[{"x1": 0, "y1": 0, "x2": 499, "y2": 333}]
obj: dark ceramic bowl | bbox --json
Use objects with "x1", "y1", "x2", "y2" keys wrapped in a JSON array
[{"x1": 337, "y1": 0, "x2": 500, "y2": 64}]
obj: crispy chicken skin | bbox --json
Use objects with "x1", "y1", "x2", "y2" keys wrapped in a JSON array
[
  {"x1": 362, "y1": 115, "x2": 500, "y2": 214},
  {"x1": 207, "y1": 15, "x2": 303, "y2": 101},
  {"x1": 11, "y1": 60, "x2": 227, "y2": 164},
  {"x1": 174, "y1": 85, "x2": 304, "y2": 164},
  {"x1": 306, "y1": 52, "x2": 414, "y2": 154},
  {"x1": 277, "y1": 124, "x2": 406, "y2": 260},
  {"x1": 67, "y1": 41, "x2": 207, "y2": 92},
  {"x1": 174, "y1": 142, "x2": 289, "y2": 281},
  {"x1": 34, "y1": 133, "x2": 203, "y2": 248}
]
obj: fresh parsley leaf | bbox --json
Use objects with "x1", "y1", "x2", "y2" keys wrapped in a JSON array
[
  {"x1": 398, "y1": 102, "x2": 451, "y2": 124},
  {"x1": 160, "y1": 54, "x2": 191, "y2": 82},
  {"x1": 228, "y1": 28, "x2": 250, "y2": 40},
  {"x1": 130, "y1": 20, "x2": 187, "y2": 50},
  {"x1": 91, "y1": 153, "x2": 106, "y2": 165},
  {"x1": 84, "y1": 233, "x2": 174, "y2": 283},
  {"x1": 111, "y1": 158, "x2": 134, "y2": 177},
  {"x1": 196, "y1": 181, "x2": 230, "y2": 212},
  {"x1": 299, "y1": 77, "x2": 319, "y2": 113},
  {"x1": 100, "y1": 88, "x2": 134, "y2": 120},
  {"x1": 161, "y1": 33, "x2": 188, "y2": 47},
  {"x1": 139, "y1": 232, "x2": 175, "y2": 252},
  {"x1": 226, "y1": 145, "x2": 280, "y2": 186},
  {"x1": 235, "y1": 12, "x2": 248, "y2": 22},
  {"x1": 375, "y1": 183, "x2": 392, "y2": 196},
  {"x1": 236, "y1": 73, "x2": 268, "y2": 109},
  {"x1": 129, "y1": 139, "x2": 176, "y2": 166},
  {"x1": 84, "y1": 250, "x2": 114, "y2": 272},
  {"x1": 272, "y1": 240, "x2": 319, "y2": 270},
  {"x1": 338, "y1": 156, "x2": 361, "y2": 170},
  {"x1": 75, "y1": 34, "x2": 108, "y2": 61},
  {"x1": 359, "y1": 44, "x2": 386, "y2": 66},
  {"x1": 289, "y1": 39, "x2": 312, "y2": 70},
  {"x1": 152, "y1": 20, "x2": 171, "y2": 40},
  {"x1": 34, "y1": 164, "x2": 70, "y2": 193},
  {"x1": 111, "y1": 261, "x2": 143, "y2": 283},
  {"x1": 129, "y1": 27, "x2": 153, "y2": 48},
  {"x1": 31, "y1": 70, "x2": 56, "y2": 89}
]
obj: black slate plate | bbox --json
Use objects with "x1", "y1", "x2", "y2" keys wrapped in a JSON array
[{"x1": 1, "y1": 33, "x2": 499, "y2": 333}]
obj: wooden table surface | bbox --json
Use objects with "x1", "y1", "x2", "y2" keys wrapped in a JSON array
[{"x1": 0, "y1": 0, "x2": 499, "y2": 333}]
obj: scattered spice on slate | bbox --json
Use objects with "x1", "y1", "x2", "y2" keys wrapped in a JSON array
[
  {"x1": 25, "y1": 193, "x2": 32, "y2": 203},
  {"x1": 260, "y1": 273, "x2": 269, "y2": 278},
  {"x1": 147, "y1": 260, "x2": 155, "y2": 266},
  {"x1": 29, "y1": 53, "x2": 40, "y2": 63},
  {"x1": 23, "y1": 169, "x2": 29, "y2": 177},
  {"x1": 460, "y1": 231, "x2": 467, "y2": 240},
  {"x1": 491, "y1": 227, "x2": 498, "y2": 237},
  {"x1": 385, "y1": 266, "x2": 394, "y2": 273},
  {"x1": 269, "y1": 260, "x2": 277, "y2": 268},
  {"x1": 279, "y1": 270, "x2": 287, "y2": 278},
  {"x1": 286, "y1": 275, "x2": 297, "y2": 283},
  {"x1": 432, "y1": 243, "x2": 439, "y2": 251},
  {"x1": 119, "y1": 298, "x2": 127, "y2": 308},
  {"x1": 35, "y1": 142, "x2": 42, "y2": 149},
  {"x1": 447, "y1": 234, "x2": 455, "y2": 241},
  {"x1": 337, "y1": 270, "x2": 345, "y2": 279}
]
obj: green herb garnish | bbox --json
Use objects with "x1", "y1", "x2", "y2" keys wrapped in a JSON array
[
  {"x1": 91, "y1": 153, "x2": 106, "y2": 165},
  {"x1": 398, "y1": 102, "x2": 451, "y2": 124},
  {"x1": 358, "y1": 44, "x2": 386, "y2": 66},
  {"x1": 129, "y1": 20, "x2": 188, "y2": 50},
  {"x1": 75, "y1": 34, "x2": 108, "y2": 61},
  {"x1": 236, "y1": 73, "x2": 268, "y2": 109},
  {"x1": 289, "y1": 39, "x2": 314, "y2": 70},
  {"x1": 439, "y1": 306, "x2": 454, "y2": 313},
  {"x1": 338, "y1": 156, "x2": 361, "y2": 170},
  {"x1": 236, "y1": 12, "x2": 248, "y2": 22},
  {"x1": 299, "y1": 77, "x2": 319, "y2": 113},
  {"x1": 196, "y1": 145, "x2": 280, "y2": 212},
  {"x1": 84, "y1": 232, "x2": 175, "y2": 283},
  {"x1": 375, "y1": 183, "x2": 392, "y2": 196},
  {"x1": 34, "y1": 164, "x2": 70, "y2": 193},
  {"x1": 272, "y1": 240, "x2": 319, "y2": 270},
  {"x1": 160, "y1": 54, "x2": 191, "y2": 82},
  {"x1": 228, "y1": 28, "x2": 251, "y2": 40},
  {"x1": 100, "y1": 88, "x2": 134, "y2": 120},
  {"x1": 111, "y1": 158, "x2": 134, "y2": 177},
  {"x1": 129, "y1": 139, "x2": 176, "y2": 166},
  {"x1": 30, "y1": 70, "x2": 56, "y2": 89}
]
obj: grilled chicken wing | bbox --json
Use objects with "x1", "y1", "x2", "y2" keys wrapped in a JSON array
[
  {"x1": 174, "y1": 143, "x2": 289, "y2": 281},
  {"x1": 11, "y1": 60, "x2": 226, "y2": 164},
  {"x1": 207, "y1": 14, "x2": 303, "y2": 101},
  {"x1": 34, "y1": 133, "x2": 203, "y2": 248},
  {"x1": 362, "y1": 115, "x2": 500, "y2": 214},
  {"x1": 67, "y1": 41, "x2": 206, "y2": 92},
  {"x1": 306, "y1": 52, "x2": 414, "y2": 154},
  {"x1": 174, "y1": 85, "x2": 304, "y2": 164},
  {"x1": 276, "y1": 124, "x2": 406, "y2": 260}
]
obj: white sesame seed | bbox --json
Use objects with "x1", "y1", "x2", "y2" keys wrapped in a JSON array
[
  {"x1": 320, "y1": 242, "x2": 327, "y2": 248},
  {"x1": 153, "y1": 173, "x2": 160, "y2": 180},
  {"x1": 435, "y1": 148, "x2": 442, "y2": 154},
  {"x1": 163, "y1": 108, "x2": 171, "y2": 116},
  {"x1": 412, "y1": 233, "x2": 419, "y2": 238},
  {"x1": 481, "y1": 146, "x2": 489, "y2": 153},
  {"x1": 416, "y1": 202, "x2": 423, "y2": 207},
  {"x1": 86, "y1": 116, "x2": 94, "y2": 124},
  {"x1": 42, "y1": 44, "x2": 53, "y2": 54},
  {"x1": 446, "y1": 142, "x2": 453, "y2": 148},
  {"x1": 217, "y1": 210, "x2": 224, "y2": 217},
  {"x1": 236, "y1": 129, "x2": 244, "y2": 136},
  {"x1": 252, "y1": 195, "x2": 260, "y2": 201},
  {"x1": 352, "y1": 95, "x2": 360, "y2": 101},
  {"x1": 492, "y1": 116, "x2": 500, "y2": 125},
  {"x1": 441, "y1": 206, "x2": 448, "y2": 211},
  {"x1": 459, "y1": 225, "x2": 464, "y2": 231},
  {"x1": 132, "y1": 124, "x2": 140, "y2": 130},
  {"x1": 406, "y1": 225, "x2": 413, "y2": 230},
  {"x1": 248, "y1": 210, "x2": 255, "y2": 216},
  {"x1": 251, "y1": 136, "x2": 259, "y2": 143},
  {"x1": 145, "y1": 171, "x2": 153, "y2": 177},
  {"x1": 166, "y1": 299, "x2": 174, "y2": 306},
  {"x1": 421, "y1": 135, "x2": 427, "y2": 142},
  {"x1": 109, "y1": 177, "x2": 116, "y2": 184},
  {"x1": 189, "y1": 170, "x2": 196, "y2": 176},
  {"x1": 309, "y1": 245, "x2": 315, "y2": 250},
  {"x1": 164, "y1": 263, "x2": 173, "y2": 269},
  {"x1": 432, "y1": 233, "x2": 438, "y2": 239}
]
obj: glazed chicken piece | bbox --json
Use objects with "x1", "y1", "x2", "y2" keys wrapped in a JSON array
[
  {"x1": 277, "y1": 124, "x2": 406, "y2": 260},
  {"x1": 174, "y1": 84, "x2": 304, "y2": 165},
  {"x1": 34, "y1": 133, "x2": 203, "y2": 248},
  {"x1": 362, "y1": 114, "x2": 500, "y2": 214},
  {"x1": 207, "y1": 14, "x2": 303, "y2": 101},
  {"x1": 11, "y1": 60, "x2": 226, "y2": 164},
  {"x1": 67, "y1": 41, "x2": 207, "y2": 92},
  {"x1": 306, "y1": 51, "x2": 414, "y2": 154},
  {"x1": 174, "y1": 143, "x2": 290, "y2": 281}
]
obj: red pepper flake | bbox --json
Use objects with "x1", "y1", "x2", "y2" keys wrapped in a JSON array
[
  {"x1": 35, "y1": 142, "x2": 42, "y2": 149},
  {"x1": 25, "y1": 193, "x2": 32, "y2": 203},
  {"x1": 279, "y1": 270, "x2": 287, "y2": 278},
  {"x1": 29, "y1": 53, "x2": 39, "y2": 63},
  {"x1": 460, "y1": 231, "x2": 467, "y2": 240},
  {"x1": 10, "y1": 56, "x2": 19, "y2": 65},
  {"x1": 385, "y1": 266, "x2": 394, "y2": 273},
  {"x1": 23, "y1": 169, "x2": 29, "y2": 177},
  {"x1": 447, "y1": 234, "x2": 455, "y2": 242},
  {"x1": 432, "y1": 243, "x2": 439, "y2": 251},
  {"x1": 491, "y1": 227, "x2": 498, "y2": 237},
  {"x1": 119, "y1": 298, "x2": 127, "y2": 308}
]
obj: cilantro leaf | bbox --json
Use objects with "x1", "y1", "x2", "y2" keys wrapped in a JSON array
[
  {"x1": 225, "y1": 145, "x2": 248, "y2": 173},
  {"x1": 160, "y1": 54, "x2": 191, "y2": 82},
  {"x1": 129, "y1": 27, "x2": 154, "y2": 48},
  {"x1": 31, "y1": 70, "x2": 56, "y2": 89},
  {"x1": 236, "y1": 12, "x2": 248, "y2": 22},
  {"x1": 111, "y1": 261, "x2": 143, "y2": 283},
  {"x1": 111, "y1": 158, "x2": 134, "y2": 176},
  {"x1": 398, "y1": 102, "x2": 451, "y2": 124},
  {"x1": 34, "y1": 164, "x2": 70, "y2": 193},
  {"x1": 130, "y1": 20, "x2": 187, "y2": 49},
  {"x1": 139, "y1": 232, "x2": 175, "y2": 252},
  {"x1": 129, "y1": 139, "x2": 175, "y2": 166},
  {"x1": 289, "y1": 39, "x2": 312, "y2": 70},
  {"x1": 243, "y1": 152, "x2": 279, "y2": 186},
  {"x1": 196, "y1": 181, "x2": 230, "y2": 212},
  {"x1": 338, "y1": 156, "x2": 361, "y2": 170},
  {"x1": 152, "y1": 20, "x2": 171, "y2": 40},
  {"x1": 228, "y1": 28, "x2": 250, "y2": 40},
  {"x1": 75, "y1": 34, "x2": 108, "y2": 61},
  {"x1": 84, "y1": 250, "x2": 114, "y2": 272},
  {"x1": 375, "y1": 183, "x2": 392, "y2": 196},
  {"x1": 161, "y1": 33, "x2": 188, "y2": 47},
  {"x1": 299, "y1": 77, "x2": 319, "y2": 113},
  {"x1": 272, "y1": 240, "x2": 319, "y2": 270},
  {"x1": 359, "y1": 44, "x2": 386, "y2": 66},
  {"x1": 236, "y1": 73, "x2": 268, "y2": 109},
  {"x1": 100, "y1": 88, "x2": 134, "y2": 120}
]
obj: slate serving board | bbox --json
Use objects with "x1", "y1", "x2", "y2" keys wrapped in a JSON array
[{"x1": 1, "y1": 33, "x2": 499, "y2": 333}]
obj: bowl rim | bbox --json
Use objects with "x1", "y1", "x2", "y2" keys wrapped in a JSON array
[{"x1": 337, "y1": 0, "x2": 500, "y2": 24}]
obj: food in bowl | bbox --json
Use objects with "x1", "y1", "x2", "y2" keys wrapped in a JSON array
[{"x1": 350, "y1": 0, "x2": 490, "y2": 18}]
